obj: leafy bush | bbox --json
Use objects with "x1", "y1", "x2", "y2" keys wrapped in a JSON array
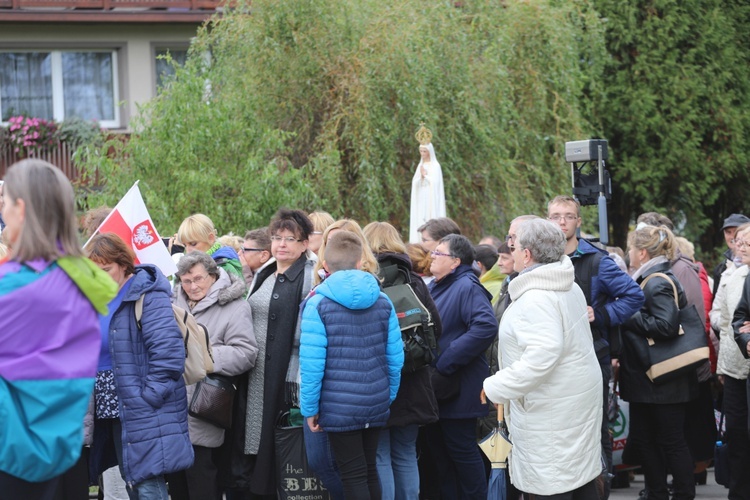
[
  {"x1": 81, "y1": 0, "x2": 606, "y2": 238},
  {"x1": 4, "y1": 116, "x2": 58, "y2": 155}
]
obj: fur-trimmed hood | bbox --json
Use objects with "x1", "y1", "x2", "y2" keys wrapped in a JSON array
[{"x1": 178, "y1": 268, "x2": 247, "y2": 314}]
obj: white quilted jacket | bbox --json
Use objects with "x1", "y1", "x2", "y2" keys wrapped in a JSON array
[{"x1": 483, "y1": 256, "x2": 603, "y2": 495}]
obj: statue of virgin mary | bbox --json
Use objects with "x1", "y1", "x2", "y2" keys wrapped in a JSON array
[{"x1": 409, "y1": 125, "x2": 446, "y2": 243}]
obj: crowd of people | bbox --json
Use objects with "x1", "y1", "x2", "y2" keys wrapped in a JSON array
[{"x1": 2, "y1": 159, "x2": 750, "y2": 500}]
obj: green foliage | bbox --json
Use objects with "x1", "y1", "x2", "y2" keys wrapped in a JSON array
[
  {"x1": 80, "y1": 0, "x2": 606, "y2": 239},
  {"x1": 592, "y1": 0, "x2": 750, "y2": 255}
]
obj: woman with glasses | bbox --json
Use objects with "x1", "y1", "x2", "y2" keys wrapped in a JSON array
[
  {"x1": 425, "y1": 234, "x2": 498, "y2": 499},
  {"x1": 86, "y1": 233, "x2": 194, "y2": 500},
  {"x1": 482, "y1": 218, "x2": 603, "y2": 498},
  {"x1": 240, "y1": 228, "x2": 273, "y2": 290},
  {"x1": 241, "y1": 209, "x2": 317, "y2": 499},
  {"x1": 169, "y1": 251, "x2": 258, "y2": 500},
  {"x1": 714, "y1": 223, "x2": 750, "y2": 498},
  {"x1": 177, "y1": 214, "x2": 244, "y2": 281}
]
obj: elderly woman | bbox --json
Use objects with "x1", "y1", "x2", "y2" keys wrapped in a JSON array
[
  {"x1": 363, "y1": 221, "x2": 442, "y2": 500},
  {"x1": 177, "y1": 214, "x2": 244, "y2": 281},
  {"x1": 0, "y1": 160, "x2": 117, "y2": 498},
  {"x1": 715, "y1": 223, "x2": 750, "y2": 498},
  {"x1": 426, "y1": 234, "x2": 498, "y2": 499},
  {"x1": 482, "y1": 218, "x2": 602, "y2": 498},
  {"x1": 620, "y1": 225, "x2": 697, "y2": 500},
  {"x1": 168, "y1": 251, "x2": 257, "y2": 500},
  {"x1": 87, "y1": 233, "x2": 193, "y2": 499},
  {"x1": 242, "y1": 209, "x2": 317, "y2": 498}
]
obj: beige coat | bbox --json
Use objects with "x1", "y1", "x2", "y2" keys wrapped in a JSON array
[
  {"x1": 174, "y1": 269, "x2": 258, "y2": 447},
  {"x1": 715, "y1": 264, "x2": 750, "y2": 380}
]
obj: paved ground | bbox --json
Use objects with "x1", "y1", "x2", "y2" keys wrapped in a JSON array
[{"x1": 609, "y1": 470, "x2": 727, "y2": 500}]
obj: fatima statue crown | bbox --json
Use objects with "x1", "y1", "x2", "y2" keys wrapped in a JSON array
[{"x1": 415, "y1": 123, "x2": 433, "y2": 145}]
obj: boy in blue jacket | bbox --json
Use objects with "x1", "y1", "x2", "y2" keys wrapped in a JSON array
[{"x1": 300, "y1": 231, "x2": 404, "y2": 500}]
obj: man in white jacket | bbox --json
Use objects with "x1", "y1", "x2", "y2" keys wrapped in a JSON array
[{"x1": 483, "y1": 218, "x2": 603, "y2": 499}]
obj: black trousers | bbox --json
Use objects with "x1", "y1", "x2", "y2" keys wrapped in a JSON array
[
  {"x1": 167, "y1": 445, "x2": 220, "y2": 500},
  {"x1": 0, "y1": 470, "x2": 60, "y2": 500},
  {"x1": 724, "y1": 375, "x2": 750, "y2": 500},
  {"x1": 523, "y1": 479, "x2": 599, "y2": 500},
  {"x1": 628, "y1": 402, "x2": 695, "y2": 500},
  {"x1": 328, "y1": 428, "x2": 381, "y2": 500}
]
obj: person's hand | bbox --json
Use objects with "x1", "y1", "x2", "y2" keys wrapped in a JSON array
[
  {"x1": 480, "y1": 388, "x2": 487, "y2": 404},
  {"x1": 420, "y1": 165, "x2": 427, "y2": 179},
  {"x1": 587, "y1": 306, "x2": 595, "y2": 323},
  {"x1": 307, "y1": 415, "x2": 321, "y2": 432},
  {"x1": 718, "y1": 375, "x2": 724, "y2": 386},
  {"x1": 611, "y1": 358, "x2": 620, "y2": 370},
  {"x1": 740, "y1": 321, "x2": 750, "y2": 334}
]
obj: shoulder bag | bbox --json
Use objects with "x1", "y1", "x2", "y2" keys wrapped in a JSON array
[{"x1": 636, "y1": 272, "x2": 710, "y2": 384}]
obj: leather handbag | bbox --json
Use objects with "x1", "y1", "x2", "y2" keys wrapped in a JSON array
[
  {"x1": 635, "y1": 272, "x2": 710, "y2": 384},
  {"x1": 188, "y1": 374, "x2": 236, "y2": 429}
]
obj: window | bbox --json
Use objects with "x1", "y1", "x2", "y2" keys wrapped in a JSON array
[
  {"x1": 0, "y1": 50, "x2": 119, "y2": 128},
  {"x1": 154, "y1": 48, "x2": 188, "y2": 91}
]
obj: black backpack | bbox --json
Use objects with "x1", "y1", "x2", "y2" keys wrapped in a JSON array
[{"x1": 380, "y1": 263, "x2": 438, "y2": 373}]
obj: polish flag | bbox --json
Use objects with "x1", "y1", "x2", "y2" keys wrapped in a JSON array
[{"x1": 87, "y1": 181, "x2": 178, "y2": 277}]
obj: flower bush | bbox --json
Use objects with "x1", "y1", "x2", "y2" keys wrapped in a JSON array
[{"x1": 5, "y1": 115, "x2": 59, "y2": 155}]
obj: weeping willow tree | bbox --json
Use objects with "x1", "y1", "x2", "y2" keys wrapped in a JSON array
[{"x1": 82, "y1": 0, "x2": 606, "y2": 239}]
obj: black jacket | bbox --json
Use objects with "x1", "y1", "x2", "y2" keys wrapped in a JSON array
[
  {"x1": 376, "y1": 252, "x2": 442, "y2": 427},
  {"x1": 619, "y1": 262, "x2": 699, "y2": 404},
  {"x1": 733, "y1": 274, "x2": 750, "y2": 357}
]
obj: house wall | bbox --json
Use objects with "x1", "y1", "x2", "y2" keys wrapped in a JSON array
[{"x1": 0, "y1": 24, "x2": 198, "y2": 130}]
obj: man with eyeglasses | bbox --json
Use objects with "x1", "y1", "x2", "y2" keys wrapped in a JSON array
[
  {"x1": 712, "y1": 213, "x2": 750, "y2": 300},
  {"x1": 241, "y1": 228, "x2": 274, "y2": 290},
  {"x1": 547, "y1": 195, "x2": 644, "y2": 499}
]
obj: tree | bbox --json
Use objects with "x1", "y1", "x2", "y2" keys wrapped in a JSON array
[
  {"x1": 81, "y1": 0, "x2": 606, "y2": 240},
  {"x1": 592, "y1": 0, "x2": 750, "y2": 257}
]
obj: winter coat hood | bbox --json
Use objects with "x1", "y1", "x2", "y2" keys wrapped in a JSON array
[
  {"x1": 509, "y1": 256, "x2": 575, "y2": 300},
  {"x1": 314, "y1": 269, "x2": 381, "y2": 310}
]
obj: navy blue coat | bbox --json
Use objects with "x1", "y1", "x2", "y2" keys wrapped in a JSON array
[
  {"x1": 429, "y1": 265, "x2": 498, "y2": 419},
  {"x1": 90, "y1": 264, "x2": 193, "y2": 484}
]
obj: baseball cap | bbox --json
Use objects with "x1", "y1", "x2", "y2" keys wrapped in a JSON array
[{"x1": 721, "y1": 213, "x2": 750, "y2": 230}]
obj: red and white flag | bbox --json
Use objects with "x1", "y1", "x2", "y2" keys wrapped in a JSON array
[{"x1": 88, "y1": 181, "x2": 178, "y2": 277}]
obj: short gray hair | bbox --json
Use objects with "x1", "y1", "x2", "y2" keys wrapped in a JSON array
[
  {"x1": 515, "y1": 218, "x2": 565, "y2": 264},
  {"x1": 176, "y1": 251, "x2": 220, "y2": 279}
]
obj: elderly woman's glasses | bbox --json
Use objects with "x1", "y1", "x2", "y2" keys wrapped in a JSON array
[
  {"x1": 271, "y1": 236, "x2": 301, "y2": 244},
  {"x1": 430, "y1": 250, "x2": 455, "y2": 259},
  {"x1": 736, "y1": 240, "x2": 750, "y2": 249},
  {"x1": 181, "y1": 274, "x2": 209, "y2": 287},
  {"x1": 242, "y1": 247, "x2": 264, "y2": 253}
]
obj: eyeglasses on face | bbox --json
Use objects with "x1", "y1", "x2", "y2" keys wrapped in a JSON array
[
  {"x1": 242, "y1": 247, "x2": 264, "y2": 253},
  {"x1": 270, "y1": 236, "x2": 301, "y2": 244},
  {"x1": 181, "y1": 274, "x2": 209, "y2": 287},
  {"x1": 736, "y1": 240, "x2": 750, "y2": 249},
  {"x1": 505, "y1": 234, "x2": 516, "y2": 243},
  {"x1": 547, "y1": 214, "x2": 578, "y2": 222},
  {"x1": 430, "y1": 250, "x2": 455, "y2": 259}
]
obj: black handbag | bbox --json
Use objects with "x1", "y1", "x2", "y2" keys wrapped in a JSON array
[
  {"x1": 188, "y1": 374, "x2": 236, "y2": 430},
  {"x1": 635, "y1": 272, "x2": 710, "y2": 384}
]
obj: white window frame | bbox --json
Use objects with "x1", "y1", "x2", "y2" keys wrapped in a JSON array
[{"x1": 0, "y1": 49, "x2": 120, "y2": 129}]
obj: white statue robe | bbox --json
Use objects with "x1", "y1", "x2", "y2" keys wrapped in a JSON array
[{"x1": 409, "y1": 143, "x2": 446, "y2": 243}]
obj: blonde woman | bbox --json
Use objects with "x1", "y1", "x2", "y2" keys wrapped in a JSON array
[
  {"x1": 620, "y1": 224, "x2": 697, "y2": 500},
  {"x1": 313, "y1": 219, "x2": 378, "y2": 286},
  {"x1": 308, "y1": 211, "x2": 335, "y2": 255},
  {"x1": 177, "y1": 214, "x2": 243, "y2": 281}
]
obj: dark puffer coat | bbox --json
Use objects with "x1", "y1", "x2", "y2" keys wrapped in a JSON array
[
  {"x1": 376, "y1": 252, "x2": 442, "y2": 427},
  {"x1": 90, "y1": 264, "x2": 193, "y2": 484}
]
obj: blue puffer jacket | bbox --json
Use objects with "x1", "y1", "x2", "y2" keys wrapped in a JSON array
[
  {"x1": 299, "y1": 269, "x2": 403, "y2": 432},
  {"x1": 429, "y1": 265, "x2": 498, "y2": 419},
  {"x1": 90, "y1": 264, "x2": 193, "y2": 484}
]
